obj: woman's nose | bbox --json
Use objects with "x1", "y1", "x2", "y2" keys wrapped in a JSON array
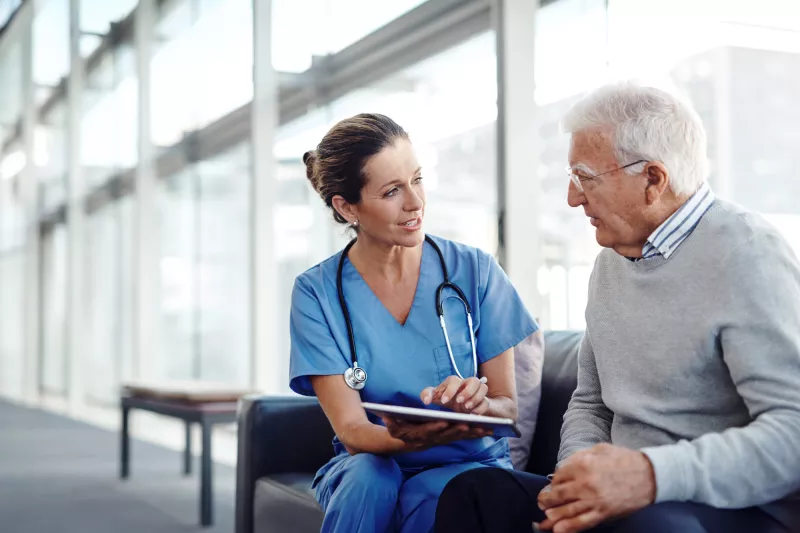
[{"x1": 406, "y1": 188, "x2": 424, "y2": 211}]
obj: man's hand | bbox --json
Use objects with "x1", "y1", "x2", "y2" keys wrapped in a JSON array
[{"x1": 536, "y1": 443, "x2": 656, "y2": 533}]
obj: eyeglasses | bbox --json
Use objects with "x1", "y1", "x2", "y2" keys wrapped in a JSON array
[{"x1": 566, "y1": 160, "x2": 647, "y2": 193}]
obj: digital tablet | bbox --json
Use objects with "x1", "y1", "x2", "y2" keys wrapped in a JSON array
[{"x1": 362, "y1": 402, "x2": 521, "y2": 438}]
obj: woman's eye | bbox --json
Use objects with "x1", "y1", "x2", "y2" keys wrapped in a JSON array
[{"x1": 385, "y1": 188, "x2": 398, "y2": 197}]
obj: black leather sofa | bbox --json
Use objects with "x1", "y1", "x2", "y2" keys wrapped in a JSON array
[{"x1": 235, "y1": 330, "x2": 582, "y2": 533}]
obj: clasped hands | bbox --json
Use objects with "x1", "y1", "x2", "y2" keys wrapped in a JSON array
[
  {"x1": 380, "y1": 375, "x2": 493, "y2": 449},
  {"x1": 535, "y1": 443, "x2": 657, "y2": 533}
]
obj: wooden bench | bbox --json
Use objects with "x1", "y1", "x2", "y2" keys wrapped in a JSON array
[{"x1": 119, "y1": 381, "x2": 254, "y2": 527}]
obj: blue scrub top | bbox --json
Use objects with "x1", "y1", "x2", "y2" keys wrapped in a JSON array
[{"x1": 289, "y1": 235, "x2": 538, "y2": 468}]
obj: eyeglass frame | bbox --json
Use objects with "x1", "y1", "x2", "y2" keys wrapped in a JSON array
[{"x1": 566, "y1": 159, "x2": 648, "y2": 193}]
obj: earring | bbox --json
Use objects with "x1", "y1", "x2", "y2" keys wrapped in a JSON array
[{"x1": 352, "y1": 220, "x2": 359, "y2": 228}]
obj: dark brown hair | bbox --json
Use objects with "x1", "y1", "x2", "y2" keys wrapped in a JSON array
[{"x1": 303, "y1": 113, "x2": 409, "y2": 225}]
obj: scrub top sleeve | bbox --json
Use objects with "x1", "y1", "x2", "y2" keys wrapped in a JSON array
[
  {"x1": 289, "y1": 276, "x2": 348, "y2": 396},
  {"x1": 475, "y1": 251, "x2": 539, "y2": 364}
]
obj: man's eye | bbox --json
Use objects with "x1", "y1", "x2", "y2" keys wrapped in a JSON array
[{"x1": 414, "y1": 176, "x2": 423, "y2": 183}]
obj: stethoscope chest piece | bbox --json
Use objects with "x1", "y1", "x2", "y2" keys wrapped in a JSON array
[{"x1": 344, "y1": 365, "x2": 367, "y2": 390}]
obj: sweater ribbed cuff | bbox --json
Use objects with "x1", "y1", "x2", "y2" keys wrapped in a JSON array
[{"x1": 641, "y1": 445, "x2": 692, "y2": 503}]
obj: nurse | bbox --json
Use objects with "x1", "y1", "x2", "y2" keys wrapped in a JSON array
[{"x1": 289, "y1": 113, "x2": 538, "y2": 533}]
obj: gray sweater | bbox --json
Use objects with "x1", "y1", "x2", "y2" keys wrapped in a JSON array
[{"x1": 558, "y1": 200, "x2": 800, "y2": 528}]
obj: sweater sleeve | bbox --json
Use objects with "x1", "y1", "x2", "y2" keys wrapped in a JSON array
[
  {"x1": 557, "y1": 329, "x2": 614, "y2": 464},
  {"x1": 642, "y1": 230, "x2": 800, "y2": 508}
]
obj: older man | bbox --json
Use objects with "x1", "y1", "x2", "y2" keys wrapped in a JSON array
[{"x1": 434, "y1": 83, "x2": 800, "y2": 533}]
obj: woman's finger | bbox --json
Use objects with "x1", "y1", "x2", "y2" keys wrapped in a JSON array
[
  {"x1": 455, "y1": 378, "x2": 481, "y2": 406},
  {"x1": 420, "y1": 387, "x2": 436, "y2": 405},
  {"x1": 464, "y1": 383, "x2": 488, "y2": 411},
  {"x1": 415, "y1": 420, "x2": 449, "y2": 437},
  {"x1": 438, "y1": 377, "x2": 464, "y2": 405},
  {"x1": 469, "y1": 397, "x2": 490, "y2": 415},
  {"x1": 431, "y1": 376, "x2": 456, "y2": 403},
  {"x1": 381, "y1": 416, "x2": 400, "y2": 437},
  {"x1": 433, "y1": 422, "x2": 470, "y2": 441}
]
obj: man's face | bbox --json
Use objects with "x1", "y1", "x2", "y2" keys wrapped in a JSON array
[{"x1": 566, "y1": 128, "x2": 651, "y2": 256}]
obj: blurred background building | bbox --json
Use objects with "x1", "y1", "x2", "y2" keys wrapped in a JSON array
[{"x1": 0, "y1": 0, "x2": 799, "y2": 447}]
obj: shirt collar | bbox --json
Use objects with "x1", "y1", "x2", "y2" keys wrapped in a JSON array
[{"x1": 641, "y1": 182, "x2": 716, "y2": 260}]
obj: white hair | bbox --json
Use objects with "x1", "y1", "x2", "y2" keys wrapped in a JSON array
[{"x1": 561, "y1": 82, "x2": 709, "y2": 197}]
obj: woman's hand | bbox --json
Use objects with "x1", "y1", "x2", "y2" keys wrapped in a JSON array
[
  {"x1": 421, "y1": 375, "x2": 490, "y2": 415},
  {"x1": 380, "y1": 416, "x2": 490, "y2": 451}
]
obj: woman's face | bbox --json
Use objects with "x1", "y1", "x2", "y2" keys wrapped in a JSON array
[{"x1": 345, "y1": 138, "x2": 426, "y2": 249}]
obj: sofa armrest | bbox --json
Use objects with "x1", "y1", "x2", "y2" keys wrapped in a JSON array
[{"x1": 235, "y1": 395, "x2": 335, "y2": 533}]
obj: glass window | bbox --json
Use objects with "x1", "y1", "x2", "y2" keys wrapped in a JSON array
[
  {"x1": 158, "y1": 166, "x2": 196, "y2": 380},
  {"x1": 41, "y1": 227, "x2": 68, "y2": 395},
  {"x1": 151, "y1": 0, "x2": 253, "y2": 147},
  {"x1": 0, "y1": 251, "x2": 24, "y2": 399},
  {"x1": 38, "y1": 103, "x2": 68, "y2": 212},
  {"x1": 0, "y1": 1, "x2": 24, "y2": 30},
  {"x1": 0, "y1": 38, "x2": 24, "y2": 239},
  {"x1": 158, "y1": 142, "x2": 251, "y2": 385},
  {"x1": 33, "y1": 0, "x2": 70, "y2": 104},
  {"x1": 81, "y1": 45, "x2": 138, "y2": 187},
  {"x1": 118, "y1": 196, "x2": 134, "y2": 384},
  {"x1": 195, "y1": 143, "x2": 251, "y2": 385},
  {"x1": 1, "y1": 142, "x2": 26, "y2": 253},
  {"x1": 86, "y1": 205, "x2": 121, "y2": 404},
  {"x1": 80, "y1": 0, "x2": 138, "y2": 58},
  {"x1": 33, "y1": 0, "x2": 69, "y2": 212},
  {"x1": 0, "y1": 37, "x2": 22, "y2": 135},
  {"x1": 272, "y1": 0, "x2": 428, "y2": 72}
]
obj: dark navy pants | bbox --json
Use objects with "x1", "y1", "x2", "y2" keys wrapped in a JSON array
[{"x1": 435, "y1": 468, "x2": 789, "y2": 533}]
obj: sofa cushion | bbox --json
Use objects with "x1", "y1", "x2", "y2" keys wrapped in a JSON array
[
  {"x1": 509, "y1": 329, "x2": 545, "y2": 470},
  {"x1": 525, "y1": 330, "x2": 582, "y2": 476},
  {"x1": 254, "y1": 475, "x2": 322, "y2": 533}
]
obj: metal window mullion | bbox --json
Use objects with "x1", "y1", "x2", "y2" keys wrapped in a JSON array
[
  {"x1": 250, "y1": 0, "x2": 280, "y2": 392},
  {"x1": 20, "y1": 1, "x2": 39, "y2": 404},
  {"x1": 132, "y1": 0, "x2": 160, "y2": 382},
  {"x1": 494, "y1": 0, "x2": 545, "y2": 322},
  {"x1": 66, "y1": 0, "x2": 86, "y2": 412}
]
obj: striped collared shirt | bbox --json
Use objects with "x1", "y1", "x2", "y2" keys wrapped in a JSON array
[{"x1": 641, "y1": 181, "x2": 716, "y2": 260}]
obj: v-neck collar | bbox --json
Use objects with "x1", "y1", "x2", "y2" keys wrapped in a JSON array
[{"x1": 343, "y1": 239, "x2": 429, "y2": 328}]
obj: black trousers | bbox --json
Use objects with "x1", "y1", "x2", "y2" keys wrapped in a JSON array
[{"x1": 434, "y1": 468, "x2": 789, "y2": 533}]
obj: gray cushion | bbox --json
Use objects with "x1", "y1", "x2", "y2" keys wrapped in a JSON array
[
  {"x1": 509, "y1": 329, "x2": 545, "y2": 470},
  {"x1": 254, "y1": 475, "x2": 322, "y2": 533},
  {"x1": 525, "y1": 330, "x2": 582, "y2": 475}
]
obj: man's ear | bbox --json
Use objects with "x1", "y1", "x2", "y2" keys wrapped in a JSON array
[
  {"x1": 644, "y1": 162, "x2": 670, "y2": 205},
  {"x1": 331, "y1": 195, "x2": 357, "y2": 225}
]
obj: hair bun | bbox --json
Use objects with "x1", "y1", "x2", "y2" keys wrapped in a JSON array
[{"x1": 303, "y1": 150, "x2": 319, "y2": 192}]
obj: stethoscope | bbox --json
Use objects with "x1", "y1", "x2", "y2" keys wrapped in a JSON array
[{"x1": 337, "y1": 235, "x2": 477, "y2": 391}]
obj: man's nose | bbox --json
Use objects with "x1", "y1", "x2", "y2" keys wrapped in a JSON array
[{"x1": 567, "y1": 180, "x2": 586, "y2": 208}]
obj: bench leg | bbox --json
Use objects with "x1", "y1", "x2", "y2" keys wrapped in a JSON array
[
  {"x1": 120, "y1": 405, "x2": 130, "y2": 479},
  {"x1": 184, "y1": 421, "x2": 192, "y2": 476},
  {"x1": 200, "y1": 420, "x2": 213, "y2": 527}
]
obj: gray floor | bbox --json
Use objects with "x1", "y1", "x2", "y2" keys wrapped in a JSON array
[{"x1": 0, "y1": 398, "x2": 235, "y2": 533}]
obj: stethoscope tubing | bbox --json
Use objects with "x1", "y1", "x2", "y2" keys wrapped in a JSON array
[{"x1": 337, "y1": 235, "x2": 477, "y2": 389}]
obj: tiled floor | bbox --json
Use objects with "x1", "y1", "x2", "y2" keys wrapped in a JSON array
[{"x1": 0, "y1": 397, "x2": 236, "y2": 533}]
